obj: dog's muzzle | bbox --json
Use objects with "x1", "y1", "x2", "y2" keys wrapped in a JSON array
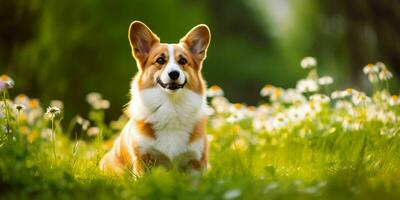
[{"x1": 157, "y1": 77, "x2": 187, "y2": 91}]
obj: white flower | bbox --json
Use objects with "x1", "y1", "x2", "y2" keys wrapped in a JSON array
[
  {"x1": 50, "y1": 100, "x2": 64, "y2": 110},
  {"x1": 211, "y1": 96, "x2": 230, "y2": 113},
  {"x1": 388, "y1": 95, "x2": 400, "y2": 106},
  {"x1": 227, "y1": 112, "x2": 244, "y2": 124},
  {"x1": 351, "y1": 92, "x2": 371, "y2": 106},
  {"x1": 331, "y1": 90, "x2": 345, "y2": 99},
  {"x1": 296, "y1": 79, "x2": 318, "y2": 93},
  {"x1": 86, "y1": 92, "x2": 102, "y2": 107},
  {"x1": 207, "y1": 85, "x2": 224, "y2": 97},
  {"x1": 300, "y1": 57, "x2": 317, "y2": 69},
  {"x1": 76, "y1": 115, "x2": 90, "y2": 130},
  {"x1": 318, "y1": 76, "x2": 333, "y2": 85},
  {"x1": 363, "y1": 64, "x2": 379, "y2": 74},
  {"x1": 341, "y1": 88, "x2": 359, "y2": 97},
  {"x1": 281, "y1": 89, "x2": 306, "y2": 104},
  {"x1": 0, "y1": 74, "x2": 14, "y2": 89},
  {"x1": 223, "y1": 189, "x2": 242, "y2": 199},
  {"x1": 41, "y1": 128, "x2": 54, "y2": 140},
  {"x1": 379, "y1": 69, "x2": 393, "y2": 80},
  {"x1": 342, "y1": 118, "x2": 362, "y2": 131},
  {"x1": 45, "y1": 106, "x2": 61, "y2": 118},
  {"x1": 13, "y1": 103, "x2": 26, "y2": 112},
  {"x1": 310, "y1": 94, "x2": 330, "y2": 103},
  {"x1": 87, "y1": 127, "x2": 100, "y2": 136},
  {"x1": 93, "y1": 99, "x2": 110, "y2": 110},
  {"x1": 260, "y1": 84, "x2": 274, "y2": 97}
]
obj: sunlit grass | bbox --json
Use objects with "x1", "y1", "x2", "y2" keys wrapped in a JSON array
[{"x1": 0, "y1": 60, "x2": 399, "y2": 199}]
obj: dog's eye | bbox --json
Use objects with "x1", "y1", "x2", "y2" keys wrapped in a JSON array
[
  {"x1": 178, "y1": 58, "x2": 187, "y2": 65},
  {"x1": 156, "y1": 57, "x2": 166, "y2": 65}
]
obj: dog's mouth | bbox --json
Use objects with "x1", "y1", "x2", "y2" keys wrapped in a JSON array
[{"x1": 157, "y1": 77, "x2": 187, "y2": 91}]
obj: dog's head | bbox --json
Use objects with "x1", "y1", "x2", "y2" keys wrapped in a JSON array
[{"x1": 129, "y1": 21, "x2": 210, "y2": 95}]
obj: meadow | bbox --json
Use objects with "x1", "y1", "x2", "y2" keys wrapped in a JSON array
[{"x1": 0, "y1": 58, "x2": 399, "y2": 200}]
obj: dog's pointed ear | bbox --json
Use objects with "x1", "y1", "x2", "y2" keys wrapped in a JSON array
[
  {"x1": 128, "y1": 21, "x2": 160, "y2": 63},
  {"x1": 180, "y1": 24, "x2": 211, "y2": 61}
]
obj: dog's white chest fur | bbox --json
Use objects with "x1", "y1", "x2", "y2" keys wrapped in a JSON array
[{"x1": 128, "y1": 86, "x2": 206, "y2": 161}]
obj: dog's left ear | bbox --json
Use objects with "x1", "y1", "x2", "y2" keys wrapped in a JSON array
[{"x1": 180, "y1": 24, "x2": 211, "y2": 61}]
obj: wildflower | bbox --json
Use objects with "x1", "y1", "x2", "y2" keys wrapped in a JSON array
[
  {"x1": 388, "y1": 95, "x2": 400, "y2": 106},
  {"x1": 14, "y1": 94, "x2": 29, "y2": 105},
  {"x1": 331, "y1": 90, "x2": 345, "y2": 99},
  {"x1": 50, "y1": 100, "x2": 64, "y2": 110},
  {"x1": 223, "y1": 189, "x2": 242, "y2": 200},
  {"x1": 296, "y1": 79, "x2": 318, "y2": 93},
  {"x1": 207, "y1": 85, "x2": 224, "y2": 97},
  {"x1": 362, "y1": 64, "x2": 379, "y2": 74},
  {"x1": 342, "y1": 88, "x2": 358, "y2": 97},
  {"x1": 87, "y1": 127, "x2": 100, "y2": 136},
  {"x1": 376, "y1": 62, "x2": 387, "y2": 70},
  {"x1": 28, "y1": 99, "x2": 40, "y2": 109},
  {"x1": 13, "y1": 104, "x2": 26, "y2": 112},
  {"x1": 379, "y1": 68, "x2": 393, "y2": 80},
  {"x1": 280, "y1": 89, "x2": 306, "y2": 104},
  {"x1": 342, "y1": 118, "x2": 362, "y2": 131},
  {"x1": 260, "y1": 84, "x2": 274, "y2": 97},
  {"x1": 86, "y1": 92, "x2": 102, "y2": 104},
  {"x1": 300, "y1": 57, "x2": 317, "y2": 69},
  {"x1": 41, "y1": 128, "x2": 53, "y2": 140},
  {"x1": 45, "y1": 106, "x2": 61, "y2": 118},
  {"x1": 211, "y1": 96, "x2": 230, "y2": 113},
  {"x1": 310, "y1": 94, "x2": 330, "y2": 104},
  {"x1": 93, "y1": 99, "x2": 110, "y2": 110},
  {"x1": 0, "y1": 74, "x2": 14, "y2": 89},
  {"x1": 226, "y1": 112, "x2": 244, "y2": 124},
  {"x1": 318, "y1": 76, "x2": 333, "y2": 85},
  {"x1": 335, "y1": 100, "x2": 353, "y2": 111},
  {"x1": 76, "y1": 115, "x2": 90, "y2": 130},
  {"x1": 351, "y1": 92, "x2": 371, "y2": 106},
  {"x1": 271, "y1": 114, "x2": 288, "y2": 130}
]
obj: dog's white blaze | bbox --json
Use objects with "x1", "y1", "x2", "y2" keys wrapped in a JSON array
[
  {"x1": 128, "y1": 81, "x2": 207, "y2": 162},
  {"x1": 160, "y1": 44, "x2": 186, "y2": 85}
]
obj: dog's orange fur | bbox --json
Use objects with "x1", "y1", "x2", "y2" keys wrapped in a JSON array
[{"x1": 100, "y1": 21, "x2": 210, "y2": 176}]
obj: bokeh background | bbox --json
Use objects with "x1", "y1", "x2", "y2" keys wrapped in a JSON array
[{"x1": 1, "y1": 0, "x2": 399, "y2": 122}]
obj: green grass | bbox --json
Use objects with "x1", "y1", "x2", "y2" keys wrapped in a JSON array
[
  {"x1": 1, "y1": 63, "x2": 400, "y2": 199},
  {"x1": 1, "y1": 108, "x2": 399, "y2": 199}
]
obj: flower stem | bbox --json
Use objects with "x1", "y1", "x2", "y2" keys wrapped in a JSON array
[
  {"x1": 2, "y1": 90, "x2": 11, "y2": 141},
  {"x1": 51, "y1": 117, "x2": 57, "y2": 162}
]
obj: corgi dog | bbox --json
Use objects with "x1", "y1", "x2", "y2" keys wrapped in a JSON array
[{"x1": 99, "y1": 21, "x2": 211, "y2": 176}]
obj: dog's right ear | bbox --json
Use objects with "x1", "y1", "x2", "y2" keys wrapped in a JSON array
[{"x1": 128, "y1": 21, "x2": 160, "y2": 65}]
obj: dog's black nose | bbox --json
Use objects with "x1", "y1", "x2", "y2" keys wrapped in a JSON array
[{"x1": 168, "y1": 71, "x2": 180, "y2": 80}]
